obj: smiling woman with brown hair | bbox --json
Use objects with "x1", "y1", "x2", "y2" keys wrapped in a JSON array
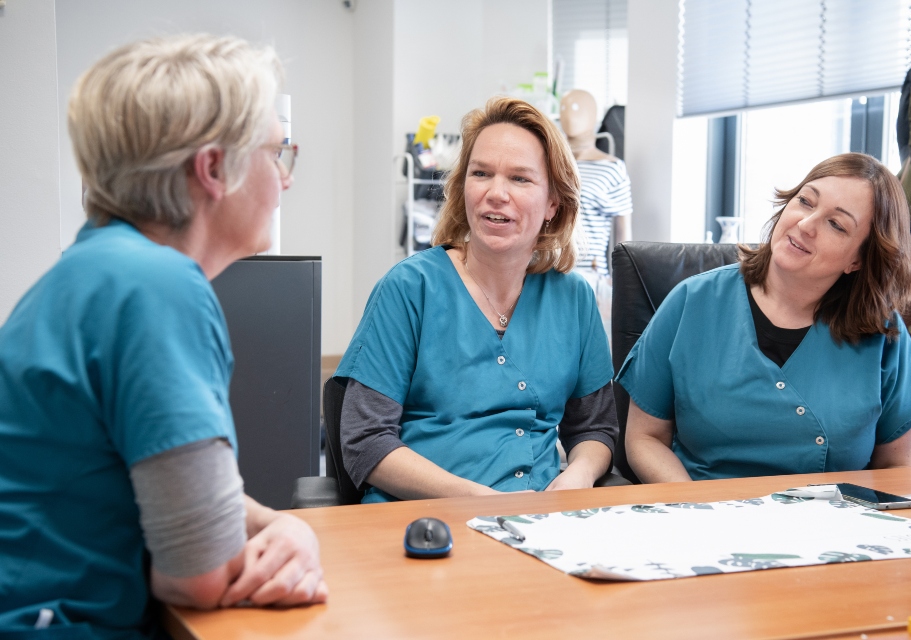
[{"x1": 619, "y1": 152, "x2": 911, "y2": 483}]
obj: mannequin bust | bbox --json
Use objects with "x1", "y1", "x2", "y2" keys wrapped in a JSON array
[
  {"x1": 560, "y1": 89, "x2": 634, "y2": 343},
  {"x1": 561, "y1": 89, "x2": 615, "y2": 162},
  {"x1": 559, "y1": 89, "x2": 633, "y2": 258}
]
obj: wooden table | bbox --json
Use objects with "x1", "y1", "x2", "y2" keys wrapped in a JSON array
[{"x1": 164, "y1": 469, "x2": 911, "y2": 640}]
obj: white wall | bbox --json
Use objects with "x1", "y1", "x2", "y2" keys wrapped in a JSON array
[
  {"x1": 350, "y1": 1, "x2": 396, "y2": 319},
  {"x1": 50, "y1": 0, "x2": 356, "y2": 355},
  {"x1": 392, "y1": 0, "x2": 549, "y2": 144},
  {"x1": 625, "y1": 0, "x2": 679, "y2": 242},
  {"x1": 0, "y1": 0, "x2": 62, "y2": 324},
  {"x1": 347, "y1": 0, "x2": 550, "y2": 319},
  {"x1": 0, "y1": 0, "x2": 551, "y2": 354},
  {"x1": 670, "y1": 117, "x2": 708, "y2": 243}
]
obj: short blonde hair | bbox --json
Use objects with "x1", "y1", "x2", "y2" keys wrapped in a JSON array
[
  {"x1": 432, "y1": 97, "x2": 580, "y2": 273},
  {"x1": 69, "y1": 33, "x2": 283, "y2": 230}
]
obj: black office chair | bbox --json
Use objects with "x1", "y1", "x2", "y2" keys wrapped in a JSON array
[
  {"x1": 610, "y1": 241, "x2": 746, "y2": 483},
  {"x1": 596, "y1": 105, "x2": 625, "y2": 159},
  {"x1": 291, "y1": 377, "x2": 363, "y2": 508}
]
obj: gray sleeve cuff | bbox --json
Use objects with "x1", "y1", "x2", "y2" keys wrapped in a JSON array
[
  {"x1": 559, "y1": 382, "x2": 619, "y2": 464},
  {"x1": 130, "y1": 438, "x2": 246, "y2": 578},
  {"x1": 341, "y1": 378, "x2": 406, "y2": 490}
]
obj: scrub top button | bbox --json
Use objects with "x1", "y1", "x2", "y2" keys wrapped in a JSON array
[
  {"x1": 796, "y1": 406, "x2": 806, "y2": 416},
  {"x1": 516, "y1": 428, "x2": 525, "y2": 437},
  {"x1": 776, "y1": 381, "x2": 785, "y2": 390},
  {"x1": 515, "y1": 470, "x2": 524, "y2": 478},
  {"x1": 518, "y1": 381, "x2": 527, "y2": 390},
  {"x1": 815, "y1": 436, "x2": 825, "y2": 445},
  {"x1": 497, "y1": 355, "x2": 506, "y2": 365}
]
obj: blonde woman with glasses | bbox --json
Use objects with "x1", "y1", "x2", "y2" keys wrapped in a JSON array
[{"x1": 0, "y1": 34, "x2": 323, "y2": 638}]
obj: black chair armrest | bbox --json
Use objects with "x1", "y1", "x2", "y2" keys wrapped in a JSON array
[
  {"x1": 291, "y1": 476, "x2": 342, "y2": 509},
  {"x1": 594, "y1": 471, "x2": 633, "y2": 488}
]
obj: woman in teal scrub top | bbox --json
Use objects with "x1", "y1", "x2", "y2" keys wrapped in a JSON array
[
  {"x1": 0, "y1": 35, "x2": 325, "y2": 638},
  {"x1": 336, "y1": 97, "x2": 618, "y2": 503},
  {"x1": 618, "y1": 153, "x2": 911, "y2": 482}
]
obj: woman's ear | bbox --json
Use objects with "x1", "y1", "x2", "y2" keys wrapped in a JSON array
[
  {"x1": 547, "y1": 193, "x2": 558, "y2": 219},
  {"x1": 845, "y1": 242, "x2": 864, "y2": 274},
  {"x1": 189, "y1": 146, "x2": 227, "y2": 201}
]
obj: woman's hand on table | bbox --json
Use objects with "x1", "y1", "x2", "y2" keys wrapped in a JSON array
[
  {"x1": 219, "y1": 499, "x2": 328, "y2": 608},
  {"x1": 545, "y1": 465, "x2": 596, "y2": 491},
  {"x1": 369, "y1": 447, "x2": 508, "y2": 499},
  {"x1": 546, "y1": 440, "x2": 612, "y2": 491}
]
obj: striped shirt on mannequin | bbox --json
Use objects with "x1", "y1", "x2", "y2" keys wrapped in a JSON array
[{"x1": 575, "y1": 158, "x2": 632, "y2": 276}]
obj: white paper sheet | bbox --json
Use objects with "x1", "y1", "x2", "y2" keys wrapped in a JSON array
[{"x1": 467, "y1": 490, "x2": 911, "y2": 581}]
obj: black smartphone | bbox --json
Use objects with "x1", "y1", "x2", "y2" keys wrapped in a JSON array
[{"x1": 836, "y1": 483, "x2": 911, "y2": 510}]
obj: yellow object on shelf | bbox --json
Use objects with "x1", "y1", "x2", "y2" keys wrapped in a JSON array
[{"x1": 413, "y1": 115, "x2": 440, "y2": 148}]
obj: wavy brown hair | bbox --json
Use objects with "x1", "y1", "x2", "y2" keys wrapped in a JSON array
[
  {"x1": 740, "y1": 152, "x2": 911, "y2": 343},
  {"x1": 431, "y1": 97, "x2": 580, "y2": 274}
]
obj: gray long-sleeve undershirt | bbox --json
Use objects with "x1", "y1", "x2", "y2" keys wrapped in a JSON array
[
  {"x1": 130, "y1": 437, "x2": 247, "y2": 578},
  {"x1": 340, "y1": 378, "x2": 619, "y2": 490}
]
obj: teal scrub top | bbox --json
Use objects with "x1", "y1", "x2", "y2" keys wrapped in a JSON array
[
  {"x1": 336, "y1": 246, "x2": 612, "y2": 503},
  {"x1": 0, "y1": 220, "x2": 236, "y2": 638},
  {"x1": 616, "y1": 264, "x2": 911, "y2": 480}
]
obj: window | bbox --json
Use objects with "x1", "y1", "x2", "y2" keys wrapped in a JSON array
[
  {"x1": 883, "y1": 91, "x2": 904, "y2": 174},
  {"x1": 681, "y1": 0, "x2": 911, "y2": 242},
  {"x1": 552, "y1": 0, "x2": 628, "y2": 116},
  {"x1": 678, "y1": 0, "x2": 911, "y2": 117},
  {"x1": 739, "y1": 99, "x2": 852, "y2": 242}
]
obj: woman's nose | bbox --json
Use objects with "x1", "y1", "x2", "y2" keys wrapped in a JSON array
[
  {"x1": 281, "y1": 173, "x2": 294, "y2": 190},
  {"x1": 796, "y1": 212, "x2": 818, "y2": 235},
  {"x1": 487, "y1": 176, "x2": 509, "y2": 201}
]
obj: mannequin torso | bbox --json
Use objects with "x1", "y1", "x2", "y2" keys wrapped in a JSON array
[{"x1": 559, "y1": 89, "x2": 633, "y2": 266}]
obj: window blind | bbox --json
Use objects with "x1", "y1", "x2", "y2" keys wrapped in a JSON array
[
  {"x1": 552, "y1": 0, "x2": 628, "y2": 115},
  {"x1": 677, "y1": 0, "x2": 911, "y2": 117}
]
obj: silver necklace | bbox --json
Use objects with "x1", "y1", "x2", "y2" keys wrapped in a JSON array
[{"x1": 463, "y1": 258, "x2": 521, "y2": 328}]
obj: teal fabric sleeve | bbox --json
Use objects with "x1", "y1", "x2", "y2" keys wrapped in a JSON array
[
  {"x1": 336, "y1": 266, "x2": 420, "y2": 406},
  {"x1": 877, "y1": 314, "x2": 911, "y2": 444},
  {"x1": 100, "y1": 259, "x2": 235, "y2": 467},
  {"x1": 615, "y1": 280, "x2": 689, "y2": 420}
]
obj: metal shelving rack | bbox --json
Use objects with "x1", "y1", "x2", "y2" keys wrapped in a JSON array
[{"x1": 393, "y1": 152, "x2": 446, "y2": 257}]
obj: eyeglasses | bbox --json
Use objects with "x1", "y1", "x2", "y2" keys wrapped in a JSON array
[{"x1": 270, "y1": 143, "x2": 298, "y2": 178}]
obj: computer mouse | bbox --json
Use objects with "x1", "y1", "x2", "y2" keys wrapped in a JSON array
[{"x1": 404, "y1": 517, "x2": 452, "y2": 559}]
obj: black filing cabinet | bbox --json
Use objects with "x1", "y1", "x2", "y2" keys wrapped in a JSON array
[{"x1": 212, "y1": 256, "x2": 321, "y2": 509}]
